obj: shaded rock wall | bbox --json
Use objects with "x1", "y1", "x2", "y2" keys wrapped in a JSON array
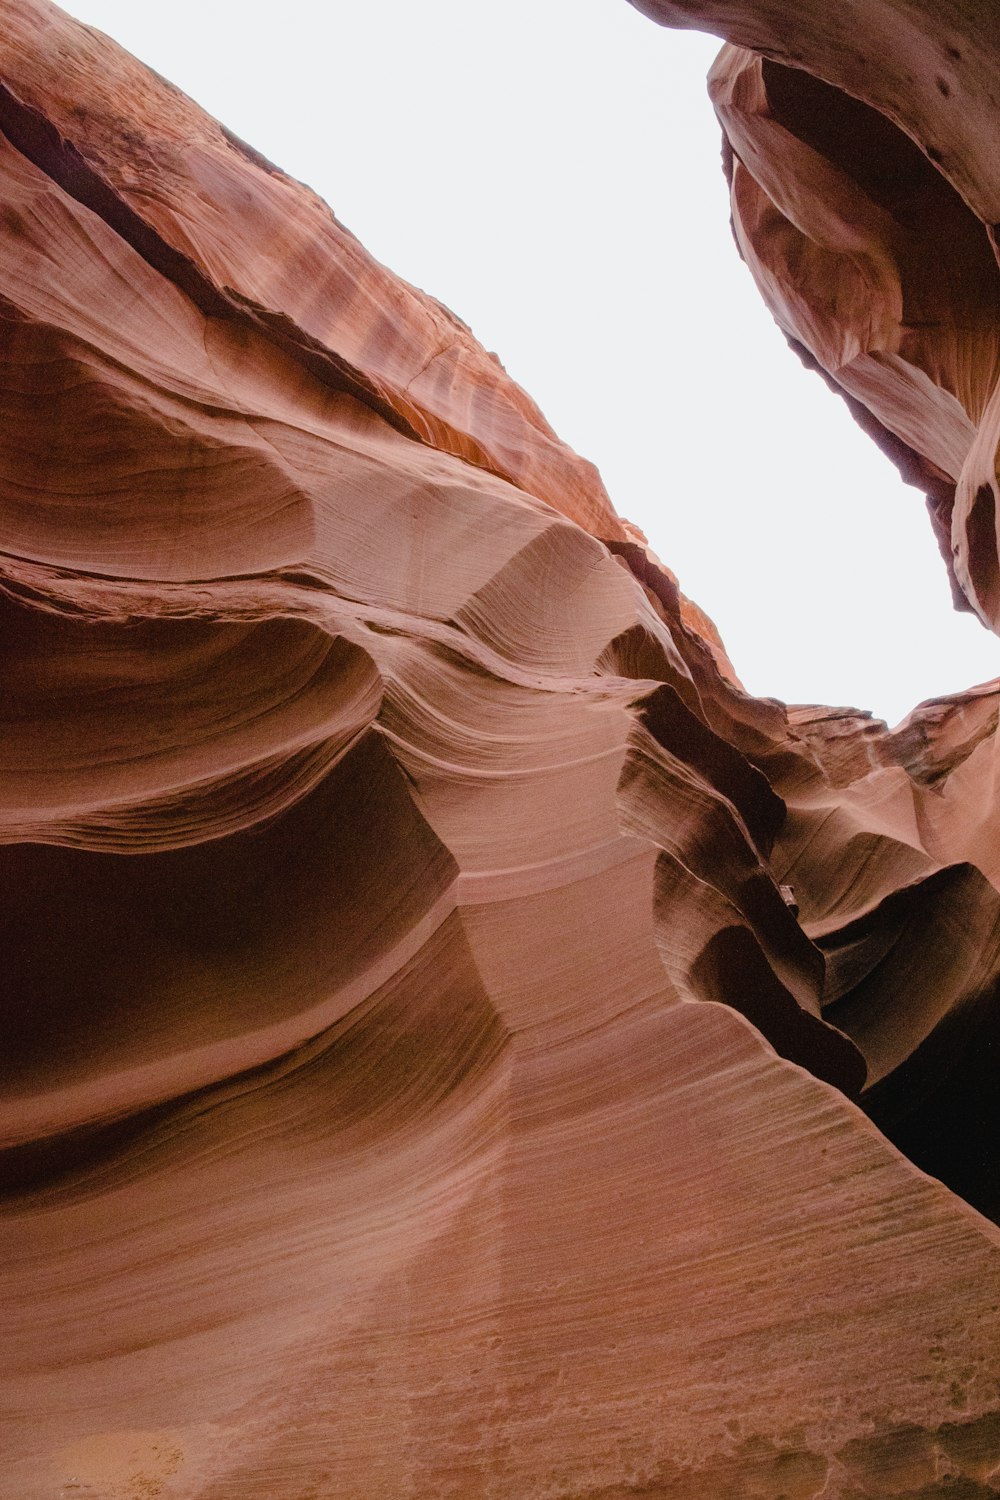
[{"x1": 1, "y1": 1, "x2": 999, "y2": 1496}]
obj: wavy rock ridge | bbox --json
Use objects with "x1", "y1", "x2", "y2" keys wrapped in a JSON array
[{"x1": 1, "y1": 1, "x2": 1000, "y2": 1496}]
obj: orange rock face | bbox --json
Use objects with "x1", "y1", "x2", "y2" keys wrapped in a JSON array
[{"x1": 1, "y1": 2, "x2": 999, "y2": 1497}]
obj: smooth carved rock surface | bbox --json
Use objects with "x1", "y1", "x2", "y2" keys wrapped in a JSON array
[{"x1": 1, "y1": 1, "x2": 1000, "y2": 1497}]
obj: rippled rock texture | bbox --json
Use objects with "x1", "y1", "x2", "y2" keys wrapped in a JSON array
[{"x1": 2, "y1": 1, "x2": 1000, "y2": 1496}]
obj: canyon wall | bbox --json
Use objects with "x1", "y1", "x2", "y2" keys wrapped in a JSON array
[{"x1": 1, "y1": 1, "x2": 999, "y2": 1495}]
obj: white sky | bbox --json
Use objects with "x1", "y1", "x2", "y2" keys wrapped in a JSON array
[{"x1": 57, "y1": 0, "x2": 1000, "y2": 726}]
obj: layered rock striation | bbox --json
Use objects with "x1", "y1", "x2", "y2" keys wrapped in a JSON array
[{"x1": 1, "y1": 1, "x2": 1000, "y2": 1496}]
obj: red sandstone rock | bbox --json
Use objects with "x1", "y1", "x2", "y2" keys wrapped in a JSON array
[
  {"x1": 1, "y1": 2, "x2": 999, "y2": 1497},
  {"x1": 633, "y1": 0, "x2": 1000, "y2": 634}
]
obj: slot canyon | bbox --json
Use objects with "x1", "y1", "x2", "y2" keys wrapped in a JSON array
[{"x1": 2, "y1": 0, "x2": 1000, "y2": 1494}]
